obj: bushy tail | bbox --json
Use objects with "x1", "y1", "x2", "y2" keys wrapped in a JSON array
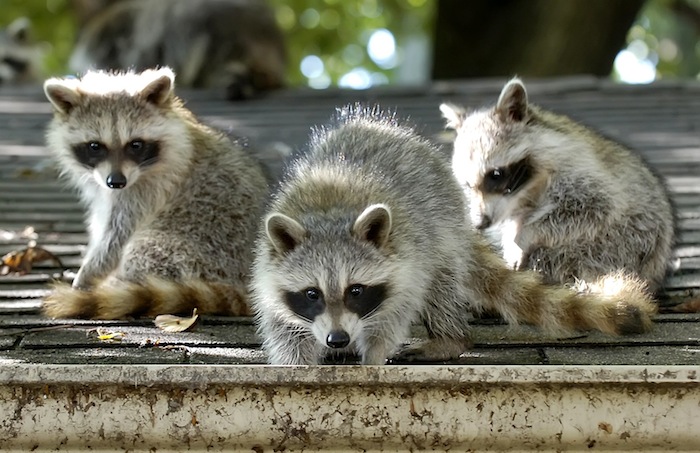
[
  {"x1": 43, "y1": 276, "x2": 251, "y2": 320},
  {"x1": 471, "y1": 246, "x2": 656, "y2": 335}
]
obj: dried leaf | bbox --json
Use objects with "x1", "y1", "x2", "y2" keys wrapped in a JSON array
[
  {"x1": 98, "y1": 332, "x2": 125, "y2": 341},
  {"x1": 154, "y1": 308, "x2": 199, "y2": 332},
  {"x1": 88, "y1": 327, "x2": 125, "y2": 342},
  {"x1": 0, "y1": 244, "x2": 64, "y2": 275},
  {"x1": 669, "y1": 298, "x2": 700, "y2": 313}
]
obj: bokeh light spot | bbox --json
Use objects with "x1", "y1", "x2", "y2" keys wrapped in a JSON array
[
  {"x1": 367, "y1": 28, "x2": 397, "y2": 69},
  {"x1": 339, "y1": 68, "x2": 372, "y2": 89},
  {"x1": 300, "y1": 55, "x2": 324, "y2": 78},
  {"x1": 300, "y1": 8, "x2": 321, "y2": 29},
  {"x1": 275, "y1": 5, "x2": 296, "y2": 30},
  {"x1": 614, "y1": 50, "x2": 656, "y2": 84}
]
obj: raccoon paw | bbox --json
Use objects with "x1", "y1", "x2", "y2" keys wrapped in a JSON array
[{"x1": 392, "y1": 338, "x2": 471, "y2": 363}]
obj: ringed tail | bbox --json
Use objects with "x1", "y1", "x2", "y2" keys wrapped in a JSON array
[
  {"x1": 472, "y1": 243, "x2": 656, "y2": 335},
  {"x1": 43, "y1": 276, "x2": 250, "y2": 320}
]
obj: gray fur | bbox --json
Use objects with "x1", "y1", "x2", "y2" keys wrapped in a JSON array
[
  {"x1": 251, "y1": 106, "x2": 479, "y2": 365},
  {"x1": 442, "y1": 77, "x2": 675, "y2": 292},
  {"x1": 252, "y1": 105, "x2": 659, "y2": 365}
]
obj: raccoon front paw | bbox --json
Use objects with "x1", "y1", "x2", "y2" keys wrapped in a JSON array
[
  {"x1": 501, "y1": 241, "x2": 524, "y2": 270},
  {"x1": 70, "y1": 271, "x2": 94, "y2": 290},
  {"x1": 392, "y1": 338, "x2": 471, "y2": 363}
]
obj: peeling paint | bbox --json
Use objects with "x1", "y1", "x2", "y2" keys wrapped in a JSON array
[{"x1": 0, "y1": 365, "x2": 698, "y2": 451}]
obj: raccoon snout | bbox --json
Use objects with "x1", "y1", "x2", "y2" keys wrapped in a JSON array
[
  {"x1": 326, "y1": 330, "x2": 350, "y2": 349},
  {"x1": 106, "y1": 172, "x2": 127, "y2": 189},
  {"x1": 475, "y1": 215, "x2": 492, "y2": 230}
]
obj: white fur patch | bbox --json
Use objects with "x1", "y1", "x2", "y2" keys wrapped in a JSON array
[
  {"x1": 309, "y1": 310, "x2": 363, "y2": 351},
  {"x1": 59, "y1": 67, "x2": 175, "y2": 97}
]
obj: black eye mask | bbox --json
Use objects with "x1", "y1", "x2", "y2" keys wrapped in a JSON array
[{"x1": 482, "y1": 157, "x2": 533, "y2": 195}]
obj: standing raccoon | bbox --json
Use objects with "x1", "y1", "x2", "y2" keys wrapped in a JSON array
[
  {"x1": 42, "y1": 67, "x2": 268, "y2": 319},
  {"x1": 0, "y1": 17, "x2": 43, "y2": 85},
  {"x1": 441, "y1": 78, "x2": 675, "y2": 293},
  {"x1": 69, "y1": 0, "x2": 286, "y2": 100},
  {"x1": 251, "y1": 106, "x2": 656, "y2": 366}
]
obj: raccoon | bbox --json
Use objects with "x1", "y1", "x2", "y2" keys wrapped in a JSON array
[
  {"x1": 68, "y1": 0, "x2": 286, "y2": 100},
  {"x1": 0, "y1": 17, "x2": 43, "y2": 85},
  {"x1": 251, "y1": 106, "x2": 656, "y2": 365},
  {"x1": 441, "y1": 77, "x2": 675, "y2": 293},
  {"x1": 42, "y1": 67, "x2": 268, "y2": 319}
]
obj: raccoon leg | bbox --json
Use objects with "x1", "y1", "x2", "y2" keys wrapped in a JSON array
[
  {"x1": 358, "y1": 323, "x2": 413, "y2": 365},
  {"x1": 393, "y1": 269, "x2": 473, "y2": 362},
  {"x1": 74, "y1": 207, "x2": 136, "y2": 289},
  {"x1": 261, "y1": 320, "x2": 322, "y2": 365},
  {"x1": 359, "y1": 340, "x2": 392, "y2": 365}
]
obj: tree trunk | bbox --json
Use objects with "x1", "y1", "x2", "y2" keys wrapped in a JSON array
[{"x1": 432, "y1": 0, "x2": 645, "y2": 79}]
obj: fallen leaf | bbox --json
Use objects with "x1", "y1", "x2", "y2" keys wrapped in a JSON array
[
  {"x1": 668, "y1": 298, "x2": 700, "y2": 313},
  {"x1": 88, "y1": 327, "x2": 126, "y2": 342},
  {"x1": 1, "y1": 243, "x2": 64, "y2": 275},
  {"x1": 154, "y1": 308, "x2": 199, "y2": 332}
]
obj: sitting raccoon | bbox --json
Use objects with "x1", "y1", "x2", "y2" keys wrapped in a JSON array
[
  {"x1": 68, "y1": 0, "x2": 286, "y2": 100},
  {"x1": 441, "y1": 78, "x2": 675, "y2": 293},
  {"x1": 0, "y1": 17, "x2": 43, "y2": 85}
]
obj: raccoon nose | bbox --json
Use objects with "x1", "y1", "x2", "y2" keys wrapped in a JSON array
[
  {"x1": 106, "y1": 172, "x2": 127, "y2": 189},
  {"x1": 326, "y1": 330, "x2": 350, "y2": 349},
  {"x1": 476, "y1": 215, "x2": 492, "y2": 230}
]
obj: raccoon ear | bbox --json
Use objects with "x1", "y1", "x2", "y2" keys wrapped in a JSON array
[
  {"x1": 7, "y1": 17, "x2": 30, "y2": 43},
  {"x1": 496, "y1": 77, "x2": 528, "y2": 123},
  {"x1": 140, "y1": 69, "x2": 175, "y2": 106},
  {"x1": 44, "y1": 79, "x2": 82, "y2": 115},
  {"x1": 440, "y1": 103, "x2": 467, "y2": 129},
  {"x1": 265, "y1": 213, "x2": 307, "y2": 255},
  {"x1": 353, "y1": 204, "x2": 392, "y2": 249}
]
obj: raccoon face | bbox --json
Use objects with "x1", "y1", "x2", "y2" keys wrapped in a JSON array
[
  {"x1": 442, "y1": 78, "x2": 539, "y2": 229},
  {"x1": 284, "y1": 283, "x2": 389, "y2": 349},
  {"x1": 471, "y1": 157, "x2": 535, "y2": 229},
  {"x1": 0, "y1": 18, "x2": 40, "y2": 85},
  {"x1": 70, "y1": 138, "x2": 161, "y2": 189},
  {"x1": 265, "y1": 204, "x2": 394, "y2": 350},
  {"x1": 44, "y1": 68, "x2": 188, "y2": 191},
  {"x1": 447, "y1": 115, "x2": 536, "y2": 229}
]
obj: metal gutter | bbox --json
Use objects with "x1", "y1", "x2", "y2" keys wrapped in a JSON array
[{"x1": 0, "y1": 364, "x2": 698, "y2": 451}]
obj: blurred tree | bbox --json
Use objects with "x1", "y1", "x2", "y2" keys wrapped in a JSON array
[
  {"x1": 1, "y1": 0, "x2": 77, "y2": 76},
  {"x1": 2, "y1": 0, "x2": 699, "y2": 85},
  {"x1": 432, "y1": 0, "x2": 645, "y2": 79},
  {"x1": 267, "y1": 0, "x2": 433, "y2": 87},
  {"x1": 614, "y1": 0, "x2": 700, "y2": 81}
]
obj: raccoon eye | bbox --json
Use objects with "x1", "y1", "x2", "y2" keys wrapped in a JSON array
[
  {"x1": 344, "y1": 283, "x2": 388, "y2": 318},
  {"x1": 305, "y1": 288, "x2": 322, "y2": 301},
  {"x1": 88, "y1": 141, "x2": 105, "y2": 154},
  {"x1": 487, "y1": 168, "x2": 504, "y2": 180},
  {"x1": 128, "y1": 140, "x2": 144, "y2": 151},
  {"x1": 347, "y1": 284, "x2": 365, "y2": 298}
]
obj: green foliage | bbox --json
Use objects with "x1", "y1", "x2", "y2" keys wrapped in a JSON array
[
  {"x1": 268, "y1": 0, "x2": 434, "y2": 86},
  {"x1": 3, "y1": 0, "x2": 698, "y2": 85},
  {"x1": 1, "y1": 0, "x2": 77, "y2": 76},
  {"x1": 2, "y1": 0, "x2": 434, "y2": 85},
  {"x1": 616, "y1": 0, "x2": 700, "y2": 81}
]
